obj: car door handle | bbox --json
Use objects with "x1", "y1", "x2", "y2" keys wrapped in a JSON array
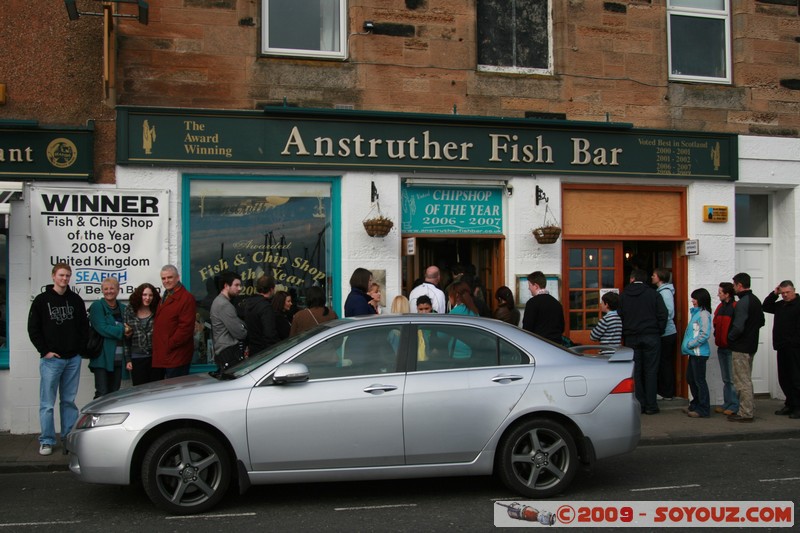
[
  {"x1": 491, "y1": 374, "x2": 524, "y2": 383},
  {"x1": 363, "y1": 384, "x2": 398, "y2": 394}
]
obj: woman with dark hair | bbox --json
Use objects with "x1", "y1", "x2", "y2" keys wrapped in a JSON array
[
  {"x1": 494, "y1": 286, "x2": 520, "y2": 326},
  {"x1": 344, "y1": 267, "x2": 377, "y2": 317},
  {"x1": 290, "y1": 286, "x2": 338, "y2": 336},
  {"x1": 123, "y1": 283, "x2": 161, "y2": 386},
  {"x1": 448, "y1": 281, "x2": 479, "y2": 316},
  {"x1": 272, "y1": 290, "x2": 293, "y2": 340},
  {"x1": 682, "y1": 287, "x2": 713, "y2": 418}
]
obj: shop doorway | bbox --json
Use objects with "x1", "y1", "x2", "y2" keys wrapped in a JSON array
[
  {"x1": 402, "y1": 237, "x2": 505, "y2": 312},
  {"x1": 564, "y1": 239, "x2": 687, "y2": 397}
]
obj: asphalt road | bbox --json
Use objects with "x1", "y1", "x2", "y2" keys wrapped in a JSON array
[{"x1": 1, "y1": 439, "x2": 797, "y2": 532}]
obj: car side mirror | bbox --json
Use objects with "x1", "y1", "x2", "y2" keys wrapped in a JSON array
[{"x1": 273, "y1": 362, "x2": 310, "y2": 384}]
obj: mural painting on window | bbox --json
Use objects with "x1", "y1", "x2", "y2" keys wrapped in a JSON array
[{"x1": 188, "y1": 179, "x2": 332, "y2": 365}]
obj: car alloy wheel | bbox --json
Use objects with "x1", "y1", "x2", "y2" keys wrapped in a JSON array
[
  {"x1": 497, "y1": 418, "x2": 578, "y2": 498},
  {"x1": 142, "y1": 428, "x2": 231, "y2": 514}
]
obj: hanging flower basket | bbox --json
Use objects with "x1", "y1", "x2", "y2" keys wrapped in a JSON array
[
  {"x1": 533, "y1": 225, "x2": 561, "y2": 244},
  {"x1": 363, "y1": 216, "x2": 394, "y2": 237},
  {"x1": 532, "y1": 201, "x2": 561, "y2": 244}
]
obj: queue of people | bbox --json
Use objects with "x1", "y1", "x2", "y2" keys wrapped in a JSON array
[{"x1": 26, "y1": 260, "x2": 797, "y2": 458}]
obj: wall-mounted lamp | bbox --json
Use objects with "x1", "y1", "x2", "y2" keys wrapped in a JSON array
[
  {"x1": 535, "y1": 185, "x2": 549, "y2": 206},
  {"x1": 65, "y1": 0, "x2": 149, "y2": 25},
  {"x1": 505, "y1": 184, "x2": 513, "y2": 197}
]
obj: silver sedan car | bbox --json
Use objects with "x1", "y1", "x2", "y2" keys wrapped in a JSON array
[{"x1": 67, "y1": 315, "x2": 639, "y2": 514}]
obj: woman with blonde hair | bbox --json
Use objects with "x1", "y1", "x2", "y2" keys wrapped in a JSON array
[
  {"x1": 88, "y1": 277, "x2": 126, "y2": 398},
  {"x1": 390, "y1": 295, "x2": 410, "y2": 314}
]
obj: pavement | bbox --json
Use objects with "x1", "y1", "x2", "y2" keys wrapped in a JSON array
[{"x1": 1, "y1": 397, "x2": 799, "y2": 474}]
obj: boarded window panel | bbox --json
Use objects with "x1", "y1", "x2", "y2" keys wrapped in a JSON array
[
  {"x1": 515, "y1": 0, "x2": 549, "y2": 69},
  {"x1": 563, "y1": 189, "x2": 685, "y2": 238},
  {"x1": 477, "y1": 0, "x2": 549, "y2": 69}
]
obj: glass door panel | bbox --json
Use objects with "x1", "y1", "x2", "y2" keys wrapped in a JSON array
[{"x1": 563, "y1": 241, "x2": 624, "y2": 345}]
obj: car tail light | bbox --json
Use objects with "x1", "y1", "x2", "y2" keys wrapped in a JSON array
[{"x1": 610, "y1": 377, "x2": 634, "y2": 394}]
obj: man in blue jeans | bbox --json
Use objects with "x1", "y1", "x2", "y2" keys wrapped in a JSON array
[
  {"x1": 27, "y1": 263, "x2": 89, "y2": 455},
  {"x1": 619, "y1": 268, "x2": 668, "y2": 415}
]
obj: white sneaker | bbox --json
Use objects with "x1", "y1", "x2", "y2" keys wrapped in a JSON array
[{"x1": 39, "y1": 444, "x2": 53, "y2": 456}]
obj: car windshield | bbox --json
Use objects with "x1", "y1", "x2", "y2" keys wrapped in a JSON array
[{"x1": 220, "y1": 322, "x2": 338, "y2": 379}]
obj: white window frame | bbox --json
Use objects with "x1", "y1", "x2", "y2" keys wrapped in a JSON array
[
  {"x1": 261, "y1": 0, "x2": 347, "y2": 60},
  {"x1": 667, "y1": 0, "x2": 731, "y2": 84},
  {"x1": 477, "y1": 0, "x2": 553, "y2": 75}
]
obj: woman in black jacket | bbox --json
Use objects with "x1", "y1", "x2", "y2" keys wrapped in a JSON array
[{"x1": 273, "y1": 290, "x2": 293, "y2": 340}]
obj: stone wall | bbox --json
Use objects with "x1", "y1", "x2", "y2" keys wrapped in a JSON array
[{"x1": 108, "y1": 0, "x2": 800, "y2": 134}]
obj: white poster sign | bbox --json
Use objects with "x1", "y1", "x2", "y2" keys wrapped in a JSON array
[{"x1": 31, "y1": 187, "x2": 170, "y2": 299}]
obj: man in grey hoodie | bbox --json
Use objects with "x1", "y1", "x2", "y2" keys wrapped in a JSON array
[{"x1": 653, "y1": 268, "x2": 677, "y2": 400}]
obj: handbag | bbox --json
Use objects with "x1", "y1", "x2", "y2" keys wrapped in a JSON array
[
  {"x1": 84, "y1": 327, "x2": 104, "y2": 359},
  {"x1": 83, "y1": 308, "x2": 105, "y2": 359}
]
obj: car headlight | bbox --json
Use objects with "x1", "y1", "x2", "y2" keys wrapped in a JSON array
[{"x1": 75, "y1": 412, "x2": 129, "y2": 429}]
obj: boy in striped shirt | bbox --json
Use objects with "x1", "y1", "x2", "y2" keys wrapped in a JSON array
[{"x1": 590, "y1": 292, "x2": 623, "y2": 346}]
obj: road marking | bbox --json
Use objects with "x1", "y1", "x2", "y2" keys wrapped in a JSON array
[
  {"x1": 335, "y1": 504, "x2": 417, "y2": 511},
  {"x1": 759, "y1": 476, "x2": 800, "y2": 482},
  {"x1": 630, "y1": 484, "x2": 700, "y2": 492},
  {"x1": 1, "y1": 521, "x2": 81, "y2": 527},
  {"x1": 165, "y1": 513, "x2": 256, "y2": 520}
]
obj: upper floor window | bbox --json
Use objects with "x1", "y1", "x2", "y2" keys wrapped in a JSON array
[
  {"x1": 477, "y1": 0, "x2": 552, "y2": 74},
  {"x1": 667, "y1": 0, "x2": 731, "y2": 84},
  {"x1": 262, "y1": 0, "x2": 347, "y2": 59}
]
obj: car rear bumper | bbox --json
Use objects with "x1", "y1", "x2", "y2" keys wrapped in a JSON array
[
  {"x1": 67, "y1": 426, "x2": 135, "y2": 485},
  {"x1": 575, "y1": 393, "x2": 640, "y2": 460}
]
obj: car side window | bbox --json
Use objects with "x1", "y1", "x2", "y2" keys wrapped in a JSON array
[
  {"x1": 499, "y1": 338, "x2": 529, "y2": 366},
  {"x1": 292, "y1": 325, "x2": 400, "y2": 379},
  {"x1": 415, "y1": 325, "x2": 524, "y2": 371}
]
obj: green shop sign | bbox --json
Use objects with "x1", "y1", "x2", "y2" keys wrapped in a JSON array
[
  {"x1": 0, "y1": 122, "x2": 94, "y2": 180},
  {"x1": 118, "y1": 107, "x2": 737, "y2": 181},
  {"x1": 402, "y1": 185, "x2": 503, "y2": 234}
]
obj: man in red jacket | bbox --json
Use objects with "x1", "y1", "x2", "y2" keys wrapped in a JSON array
[
  {"x1": 152, "y1": 264, "x2": 196, "y2": 379},
  {"x1": 712, "y1": 282, "x2": 738, "y2": 416}
]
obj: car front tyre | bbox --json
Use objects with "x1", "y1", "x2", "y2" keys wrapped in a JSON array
[
  {"x1": 497, "y1": 418, "x2": 578, "y2": 498},
  {"x1": 142, "y1": 428, "x2": 232, "y2": 514}
]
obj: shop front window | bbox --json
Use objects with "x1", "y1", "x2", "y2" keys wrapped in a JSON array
[{"x1": 187, "y1": 177, "x2": 335, "y2": 368}]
